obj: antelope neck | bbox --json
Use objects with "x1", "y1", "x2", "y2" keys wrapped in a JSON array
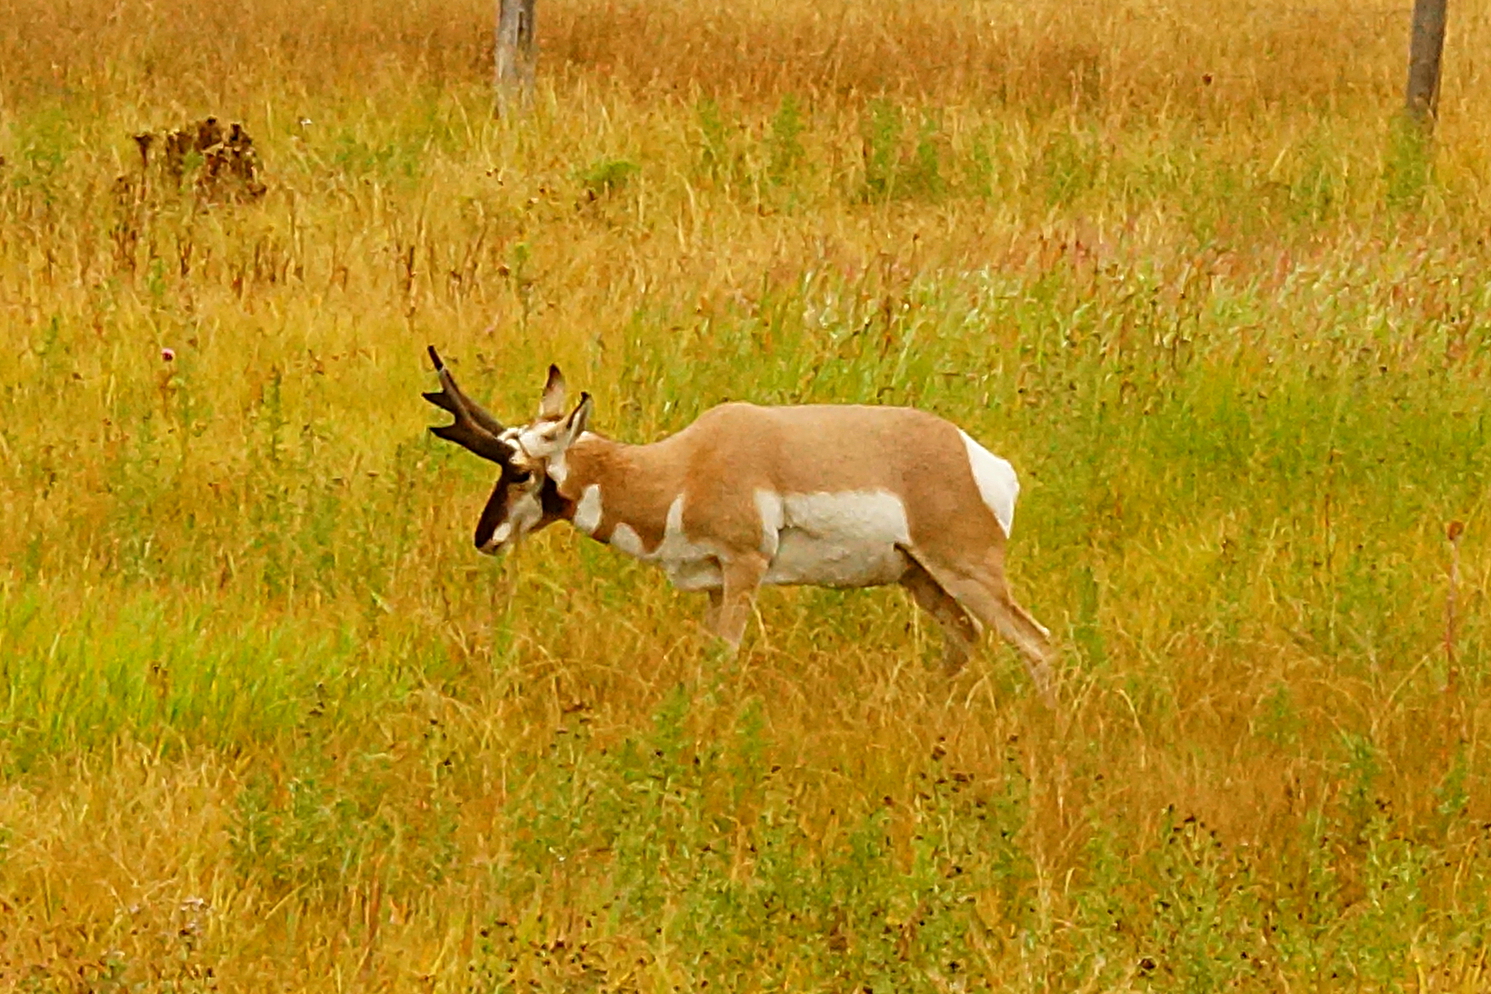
[{"x1": 558, "y1": 434, "x2": 684, "y2": 550}]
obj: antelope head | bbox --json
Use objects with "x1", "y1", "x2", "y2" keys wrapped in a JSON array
[
  {"x1": 422, "y1": 347, "x2": 588, "y2": 554},
  {"x1": 507, "y1": 362, "x2": 593, "y2": 486}
]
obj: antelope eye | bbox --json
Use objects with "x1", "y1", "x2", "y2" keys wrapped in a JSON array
[{"x1": 509, "y1": 468, "x2": 532, "y2": 484}]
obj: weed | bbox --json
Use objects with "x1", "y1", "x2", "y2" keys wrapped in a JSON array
[
  {"x1": 578, "y1": 157, "x2": 639, "y2": 197},
  {"x1": 766, "y1": 94, "x2": 805, "y2": 185},
  {"x1": 860, "y1": 98, "x2": 901, "y2": 201},
  {"x1": 1384, "y1": 113, "x2": 1435, "y2": 210},
  {"x1": 694, "y1": 97, "x2": 739, "y2": 186}
]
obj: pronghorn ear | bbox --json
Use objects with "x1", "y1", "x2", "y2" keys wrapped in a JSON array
[
  {"x1": 539, "y1": 364, "x2": 567, "y2": 419},
  {"x1": 559, "y1": 392, "x2": 593, "y2": 446}
]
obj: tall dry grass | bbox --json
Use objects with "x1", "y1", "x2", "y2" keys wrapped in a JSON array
[
  {"x1": 7, "y1": 0, "x2": 1482, "y2": 111},
  {"x1": 4, "y1": 0, "x2": 1491, "y2": 989}
]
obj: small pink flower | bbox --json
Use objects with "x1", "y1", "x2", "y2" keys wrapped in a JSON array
[{"x1": 161, "y1": 347, "x2": 176, "y2": 362}]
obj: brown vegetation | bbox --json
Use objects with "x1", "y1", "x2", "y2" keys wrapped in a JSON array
[{"x1": 3, "y1": 0, "x2": 1491, "y2": 988}]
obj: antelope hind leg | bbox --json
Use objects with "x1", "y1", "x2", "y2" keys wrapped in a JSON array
[
  {"x1": 899, "y1": 560, "x2": 978, "y2": 674},
  {"x1": 908, "y1": 553, "x2": 1056, "y2": 705}
]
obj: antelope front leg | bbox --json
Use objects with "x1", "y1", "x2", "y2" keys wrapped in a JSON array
[
  {"x1": 711, "y1": 554, "x2": 768, "y2": 652},
  {"x1": 703, "y1": 589, "x2": 723, "y2": 631}
]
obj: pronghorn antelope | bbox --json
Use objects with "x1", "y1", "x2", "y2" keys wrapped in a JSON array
[{"x1": 423, "y1": 347, "x2": 1054, "y2": 698}]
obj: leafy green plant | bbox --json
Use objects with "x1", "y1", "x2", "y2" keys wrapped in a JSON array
[{"x1": 579, "y1": 157, "x2": 640, "y2": 197}]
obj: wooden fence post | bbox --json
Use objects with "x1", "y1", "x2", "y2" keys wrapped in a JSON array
[
  {"x1": 495, "y1": 0, "x2": 537, "y2": 115},
  {"x1": 1405, "y1": 0, "x2": 1449, "y2": 127}
]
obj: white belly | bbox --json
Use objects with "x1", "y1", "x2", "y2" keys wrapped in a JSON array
[
  {"x1": 615, "y1": 490, "x2": 913, "y2": 592},
  {"x1": 761, "y1": 490, "x2": 911, "y2": 589},
  {"x1": 764, "y1": 531, "x2": 909, "y2": 587}
]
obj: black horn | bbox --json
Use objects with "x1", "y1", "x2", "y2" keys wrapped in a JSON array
[{"x1": 423, "y1": 346, "x2": 513, "y2": 463}]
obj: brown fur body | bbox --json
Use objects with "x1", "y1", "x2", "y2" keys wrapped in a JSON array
[
  {"x1": 547, "y1": 403, "x2": 1053, "y2": 697},
  {"x1": 424, "y1": 353, "x2": 1054, "y2": 700}
]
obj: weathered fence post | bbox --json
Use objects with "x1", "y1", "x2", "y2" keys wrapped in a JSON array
[
  {"x1": 1404, "y1": 0, "x2": 1449, "y2": 127},
  {"x1": 495, "y1": 0, "x2": 537, "y2": 115}
]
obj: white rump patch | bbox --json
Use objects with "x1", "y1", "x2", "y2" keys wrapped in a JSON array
[
  {"x1": 763, "y1": 490, "x2": 912, "y2": 588},
  {"x1": 959, "y1": 430, "x2": 1019, "y2": 537},
  {"x1": 573, "y1": 484, "x2": 603, "y2": 535}
]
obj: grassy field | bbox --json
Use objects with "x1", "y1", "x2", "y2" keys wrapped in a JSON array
[{"x1": 4, "y1": 0, "x2": 1491, "y2": 988}]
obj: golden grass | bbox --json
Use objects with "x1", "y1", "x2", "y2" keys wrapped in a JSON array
[{"x1": 4, "y1": 0, "x2": 1491, "y2": 988}]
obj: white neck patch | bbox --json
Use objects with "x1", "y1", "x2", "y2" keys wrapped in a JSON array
[
  {"x1": 611, "y1": 522, "x2": 647, "y2": 558},
  {"x1": 546, "y1": 451, "x2": 569, "y2": 486},
  {"x1": 573, "y1": 484, "x2": 603, "y2": 535}
]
